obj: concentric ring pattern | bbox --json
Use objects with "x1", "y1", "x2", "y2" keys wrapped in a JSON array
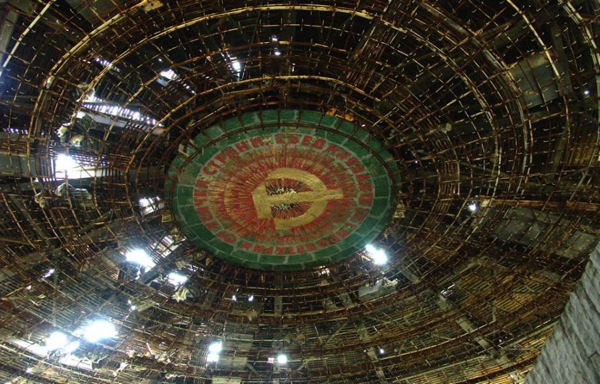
[
  {"x1": 0, "y1": 1, "x2": 598, "y2": 384},
  {"x1": 169, "y1": 110, "x2": 399, "y2": 270}
]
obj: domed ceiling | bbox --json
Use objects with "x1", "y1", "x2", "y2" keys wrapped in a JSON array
[{"x1": 0, "y1": 1, "x2": 598, "y2": 383}]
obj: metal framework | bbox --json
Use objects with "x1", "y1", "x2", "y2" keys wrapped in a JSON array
[{"x1": 0, "y1": 0, "x2": 599, "y2": 383}]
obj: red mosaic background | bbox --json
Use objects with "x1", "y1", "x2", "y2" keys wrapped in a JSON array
[{"x1": 192, "y1": 133, "x2": 374, "y2": 256}]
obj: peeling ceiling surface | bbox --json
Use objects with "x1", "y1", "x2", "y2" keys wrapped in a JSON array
[{"x1": 0, "y1": 1, "x2": 598, "y2": 383}]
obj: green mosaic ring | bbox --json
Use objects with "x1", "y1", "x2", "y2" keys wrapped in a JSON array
[{"x1": 167, "y1": 110, "x2": 400, "y2": 270}]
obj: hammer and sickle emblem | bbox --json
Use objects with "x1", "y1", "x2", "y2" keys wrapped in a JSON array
[{"x1": 252, "y1": 168, "x2": 343, "y2": 230}]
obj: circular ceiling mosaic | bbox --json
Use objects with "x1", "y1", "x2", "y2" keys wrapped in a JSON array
[{"x1": 167, "y1": 110, "x2": 400, "y2": 270}]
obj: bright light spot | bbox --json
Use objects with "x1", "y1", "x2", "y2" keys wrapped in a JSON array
[
  {"x1": 271, "y1": 35, "x2": 278, "y2": 42},
  {"x1": 139, "y1": 197, "x2": 153, "y2": 208},
  {"x1": 83, "y1": 90, "x2": 100, "y2": 103},
  {"x1": 584, "y1": 89, "x2": 590, "y2": 95},
  {"x1": 93, "y1": 57, "x2": 120, "y2": 72},
  {"x1": 55, "y1": 154, "x2": 79, "y2": 173},
  {"x1": 128, "y1": 299, "x2": 137, "y2": 311},
  {"x1": 231, "y1": 295, "x2": 237, "y2": 301},
  {"x1": 467, "y1": 202, "x2": 478, "y2": 212},
  {"x1": 208, "y1": 341, "x2": 222, "y2": 354},
  {"x1": 161, "y1": 235, "x2": 175, "y2": 247},
  {"x1": 274, "y1": 48, "x2": 282, "y2": 56},
  {"x1": 441, "y1": 283, "x2": 455, "y2": 297},
  {"x1": 207, "y1": 353, "x2": 219, "y2": 363},
  {"x1": 207, "y1": 341, "x2": 222, "y2": 362},
  {"x1": 167, "y1": 272, "x2": 188, "y2": 286},
  {"x1": 277, "y1": 353, "x2": 288, "y2": 364},
  {"x1": 126, "y1": 249, "x2": 155, "y2": 269},
  {"x1": 159, "y1": 68, "x2": 177, "y2": 81},
  {"x1": 82, "y1": 92, "x2": 161, "y2": 127},
  {"x1": 63, "y1": 341, "x2": 80, "y2": 354},
  {"x1": 231, "y1": 60, "x2": 242, "y2": 72},
  {"x1": 46, "y1": 332, "x2": 69, "y2": 351},
  {"x1": 80, "y1": 319, "x2": 117, "y2": 343},
  {"x1": 365, "y1": 244, "x2": 388, "y2": 266},
  {"x1": 25, "y1": 368, "x2": 33, "y2": 374},
  {"x1": 139, "y1": 196, "x2": 162, "y2": 215},
  {"x1": 42, "y1": 268, "x2": 55, "y2": 279},
  {"x1": 95, "y1": 57, "x2": 110, "y2": 67},
  {"x1": 248, "y1": 295, "x2": 254, "y2": 302},
  {"x1": 378, "y1": 347, "x2": 385, "y2": 355},
  {"x1": 76, "y1": 111, "x2": 86, "y2": 119}
]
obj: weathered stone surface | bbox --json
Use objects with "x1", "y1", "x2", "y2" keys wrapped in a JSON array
[{"x1": 526, "y1": 244, "x2": 600, "y2": 384}]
